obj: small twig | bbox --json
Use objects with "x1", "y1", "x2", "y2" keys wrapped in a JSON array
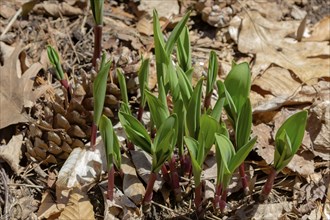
[
  {"x1": 7, "y1": 183, "x2": 45, "y2": 189},
  {"x1": 151, "y1": 201, "x2": 192, "y2": 220},
  {"x1": 0, "y1": 8, "x2": 22, "y2": 38},
  {"x1": 0, "y1": 167, "x2": 9, "y2": 220}
]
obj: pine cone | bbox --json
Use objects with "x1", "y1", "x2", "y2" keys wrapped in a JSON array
[{"x1": 26, "y1": 71, "x2": 121, "y2": 165}]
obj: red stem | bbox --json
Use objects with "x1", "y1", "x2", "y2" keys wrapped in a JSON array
[
  {"x1": 126, "y1": 141, "x2": 134, "y2": 151},
  {"x1": 260, "y1": 167, "x2": 277, "y2": 202},
  {"x1": 169, "y1": 155, "x2": 182, "y2": 202},
  {"x1": 161, "y1": 164, "x2": 170, "y2": 183},
  {"x1": 204, "y1": 92, "x2": 212, "y2": 111},
  {"x1": 143, "y1": 172, "x2": 157, "y2": 207},
  {"x1": 239, "y1": 162, "x2": 250, "y2": 195},
  {"x1": 137, "y1": 105, "x2": 144, "y2": 122},
  {"x1": 194, "y1": 183, "x2": 203, "y2": 214},
  {"x1": 213, "y1": 183, "x2": 222, "y2": 210},
  {"x1": 107, "y1": 166, "x2": 115, "y2": 201},
  {"x1": 92, "y1": 25, "x2": 103, "y2": 69},
  {"x1": 91, "y1": 123, "x2": 97, "y2": 150},
  {"x1": 181, "y1": 154, "x2": 192, "y2": 177},
  {"x1": 60, "y1": 79, "x2": 71, "y2": 101},
  {"x1": 219, "y1": 188, "x2": 227, "y2": 213}
]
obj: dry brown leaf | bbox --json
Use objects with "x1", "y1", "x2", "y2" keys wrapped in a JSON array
[
  {"x1": 34, "y1": 2, "x2": 83, "y2": 17},
  {"x1": 130, "y1": 149, "x2": 164, "y2": 191},
  {"x1": 58, "y1": 188, "x2": 95, "y2": 220},
  {"x1": 136, "y1": 16, "x2": 153, "y2": 36},
  {"x1": 37, "y1": 190, "x2": 63, "y2": 219},
  {"x1": 307, "y1": 16, "x2": 330, "y2": 42},
  {"x1": 0, "y1": 43, "x2": 44, "y2": 129},
  {"x1": 0, "y1": 134, "x2": 23, "y2": 173},
  {"x1": 121, "y1": 153, "x2": 145, "y2": 205},
  {"x1": 236, "y1": 11, "x2": 330, "y2": 85},
  {"x1": 236, "y1": 202, "x2": 293, "y2": 219}
]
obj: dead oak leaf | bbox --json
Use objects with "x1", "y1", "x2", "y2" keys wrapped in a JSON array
[{"x1": 0, "y1": 43, "x2": 44, "y2": 129}]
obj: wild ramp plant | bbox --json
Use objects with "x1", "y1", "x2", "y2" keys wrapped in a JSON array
[
  {"x1": 47, "y1": 45, "x2": 70, "y2": 93},
  {"x1": 219, "y1": 62, "x2": 254, "y2": 194},
  {"x1": 118, "y1": 111, "x2": 178, "y2": 210},
  {"x1": 260, "y1": 110, "x2": 308, "y2": 201}
]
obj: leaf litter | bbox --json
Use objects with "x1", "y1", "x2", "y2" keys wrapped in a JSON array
[{"x1": 0, "y1": 0, "x2": 329, "y2": 219}]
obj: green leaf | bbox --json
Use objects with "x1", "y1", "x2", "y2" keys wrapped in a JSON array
[
  {"x1": 185, "y1": 136, "x2": 202, "y2": 186},
  {"x1": 173, "y1": 98, "x2": 185, "y2": 155},
  {"x1": 118, "y1": 111, "x2": 151, "y2": 154},
  {"x1": 165, "y1": 11, "x2": 191, "y2": 55},
  {"x1": 138, "y1": 58, "x2": 150, "y2": 107},
  {"x1": 198, "y1": 114, "x2": 220, "y2": 153},
  {"x1": 235, "y1": 98, "x2": 252, "y2": 149},
  {"x1": 99, "y1": 115, "x2": 121, "y2": 170},
  {"x1": 186, "y1": 78, "x2": 203, "y2": 138},
  {"x1": 145, "y1": 90, "x2": 169, "y2": 129},
  {"x1": 177, "y1": 26, "x2": 191, "y2": 72},
  {"x1": 275, "y1": 110, "x2": 308, "y2": 156},
  {"x1": 177, "y1": 66, "x2": 193, "y2": 108},
  {"x1": 229, "y1": 136, "x2": 256, "y2": 172},
  {"x1": 215, "y1": 134, "x2": 234, "y2": 174},
  {"x1": 90, "y1": 0, "x2": 104, "y2": 25},
  {"x1": 224, "y1": 62, "x2": 251, "y2": 114},
  {"x1": 47, "y1": 45, "x2": 64, "y2": 80},
  {"x1": 217, "y1": 80, "x2": 237, "y2": 123},
  {"x1": 206, "y1": 51, "x2": 218, "y2": 95},
  {"x1": 116, "y1": 69, "x2": 129, "y2": 106},
  {"x1": 210, "y1": 95, "x2": 225, "y2": 122},
  {"x1": 93, "y1": 59, "x2": 112, "y2": 125}
]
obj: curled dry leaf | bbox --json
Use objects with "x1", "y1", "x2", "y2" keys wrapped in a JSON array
[
  {"x1": 0, "y1": 134, "x2": 23, "y2": 173},
  {"x1": 37, "y1": 190, "x2": 64, "y2": 219},
  {"x1": 235, "y1": 202, "x2": 293, "y2": 219},
  {"x1": 137, "y1": 0, "x2": 179, "y2": 19},
  {"x1": 121, "y1": 153, "x2": 145, "y2": 205},
  {"x1": 307, "y1": 16, "x2": 330, "y2": 42},
  {"x1": 33, "y1": 2, "x2": 83, "y2": 17},
  {"x1": 58, "y1": 188, "x2": 95, "y2": 220},
  {"x1": 0, "y1": 43, "x2": 46, "y2": 129}
]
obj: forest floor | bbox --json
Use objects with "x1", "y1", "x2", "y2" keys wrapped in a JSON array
[{"x1": 0, "y1": 0, "x2": 329, "y2": 219}]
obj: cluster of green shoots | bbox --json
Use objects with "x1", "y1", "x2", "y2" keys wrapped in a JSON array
[{"x1": 47, "y1": 4, "x2": 308, "y2": 216}]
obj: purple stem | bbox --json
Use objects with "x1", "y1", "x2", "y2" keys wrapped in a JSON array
[
  {"x1": 239, "y1": 162, "x2": 250, "y2": 195},
  {"x1": 143, "y1": 172, "x2": 157, "y2": 207},
  {"x1": 92, "y1": 25, "x2": 103, "y2": 69},
  {"x1": 260, "y1": 167, "x2": 278, "y2": 202},
  {"x1": 181, "y1": 154, "x2": 192, "y2": 177},
  {"x1": 161, "y1": 163, "x2": 170, "y2": 183},
  {"x1": 204, "y1": 92, "x2": 212, "y2": 111},
  {"x1": 213, "y1": 183, "x2": 222, "y2": 210},
  {"x1": 219, "y1": 188, "x2": 227, "y2": 213},
  {"x1": 107, "y1": 166, "x2": 115, "y2": 201},
  {"x1": 137, "y1": 105, "x2": 144, "y2": 122},
  {"x1": 169, "y1": 155, "x2": 182, "y2": 202},
  {"x1": 194, "y1": 183, "x2": 203, "y2": 215}
]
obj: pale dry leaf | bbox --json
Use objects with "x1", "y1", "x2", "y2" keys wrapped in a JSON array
[
  {"x1": 235, "y1": 202, "x2": 293, "y2": 219},
  {"x1": 236, "y1": 11, "x2": 330, "y2": 85},
  {"x1": 121, "y1": 153, "x2": 145, "y2": 205},
  {"x1": 204, "y1": 179, "x2": 215, "y2": 201},
  {"x1": 58, "y1": 188, "x2": 95, "y2": 220},
  {"x1": 136, "y1": 16, "x2": 153, "y2": 36},
  {"x1": 307, "y1": 16, "x2": 330, "y2": 42},
  {"x1": 0, "y1": 42, "x2": 45, "y2": 129},
  {"x1": 0, "y1": 134, "x2": 23, "y2": 173},
  {"x1": 37, "y1": 190, "x2": 63, "y2": 219},
  {"x1": 130, "y1": 149, "x2": 164, "y2": 191},
  {"x1": 57, "y1": 136, "x2": 105, "y2": 190},
  {"x1": 138, "y1": 0, "x2": 179, "y2": 19}
]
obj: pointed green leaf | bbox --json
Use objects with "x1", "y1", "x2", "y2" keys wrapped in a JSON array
[
  {"x1": 138, "y1": 58, "x2": 150, "y2": 107},
  {"x1": 229, "y1": 136, "x2": 256, "y2": 172},
  {"x1": 217, "y1": 80, "x2": 237, "y2": 123},
  {"x1": 206, "y1": 51, "x2": 218, "y2": 95},
  {"x1": 185, "y1": 136, "x2": 202, "y2": 186},
  {"x1": 173, "y1": 98, "x2": 185, "y2": 155},
  {"x1": 153, "y1": 114, "x2": 178, "y2": 150},
  {"x1": 210, "y1": 95, "x2": 225, "y2": 122},
  {"x1": 145, "y1": 90, "x2": 169, "y2": 129},
  {"x1": 198, "y1": 114, "x2": 220, "y2": 153},
  {"x1": 236, "y1": 98, "x2": 252, "y2": 149},
  {"x1": 177, "y1": 26, "x2": 191, "y2": 72},
  {"x1": 118, "y1": 111, "x2": 151, "y2": 154},
  {"x1": 99, "y1": 115, "x2": 121, "y2": 170},
  {"x1": 215, "y1": 134, "x2": 234, "y2": 174},
  {"x1": 186, "y1": 78, "x2": 203, "y2": 138},
  {"x1": 224, "y1": 62, "x2": 251, "y2": 114},
  {"x1": 177, "y1": 66, "x2": 193, "y2": 108},
  {"x1": 275, "y1": 110, "x2": 308, "y2": 155},
  {"x1": 47, "y1": 45, "x2": 64, "y2": 80},
  {"x1": 93, "y1": 59, "x2": 112, "y2": 125},
  {"x1": 90, "y1": 0, "x2": 104, "y2": 25},
  {"x1": 165, "y1": 11, "x2": 191, "y2": 54},
  {"x1": 116, "y1": 69, "x2": 129, "y2": 106}
]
